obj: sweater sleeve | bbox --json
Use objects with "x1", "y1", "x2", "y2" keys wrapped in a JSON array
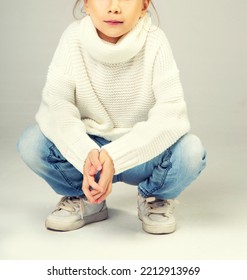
[
  {"x1": 103, "y1": 32, "x2": 191, "y2": 174},
  {"x1": 35, "y1": 24, "x2": 99, "y2": 173}
]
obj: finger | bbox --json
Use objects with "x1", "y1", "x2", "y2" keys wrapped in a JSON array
[
  {"x1": 89, "y1": 164, "x2": 98, "y2": 176},
  {"x1": 83, "y1": 157, "x2": 92, "y2": 174},
  {"x1": 82, "y1": 177, "x2": 96, "y2": 203},
  {"x1": 98, "y1": 167, "x2": 112, "y2": 191},
  {"x1": 96, "y1": 172, "x2": 113, "y2": 203},
  {"x1": 87, "y1": 175, "x2": 104, "y2": 193},
  {"x1": 84, "y1": 160, "x2": 103, "y2": 193},
  {"x1": 89, "y1": 177, "x2": 108, "y2": 203},
  {"x1": 84, "y1": 188, "x2": 96, "y2": 204},
  {"x1": 84, "y1": 154, "x2": 100, "y2": 176},
  {"x1": 90, "y1": 189, "x2": 102, "y2": 196},
  {"x1": 91, "y1": 191, "x2": 104, "y2": 202},
  {"x1": 97, "y1": 183, "x2": 112, "y2": 203},
  {"x1": 89, "y1": 150, "x2": 102, "y2": 171}
]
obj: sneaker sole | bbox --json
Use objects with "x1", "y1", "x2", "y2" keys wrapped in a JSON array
[
  {"x1": 138, "y1": 214, "x2": 176, "y2": 234},
  {"x1": 45, "y1": 209, "x2": 108, "y2": 232},
  {"x1": 142, "y1": 223, "x2": 176, "y2": 234}
]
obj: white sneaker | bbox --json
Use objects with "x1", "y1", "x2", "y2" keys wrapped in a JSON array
[
  {"x1": 137, "y1": 194, "x2": 176, "y2": 234},
  {"x1": 45, "y1": 196, "x2": 108, "y2": 231}
]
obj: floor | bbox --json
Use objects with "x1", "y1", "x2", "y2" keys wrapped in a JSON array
[{"x1": 1, "y1": 121, "x2": 247, "y2": 260}]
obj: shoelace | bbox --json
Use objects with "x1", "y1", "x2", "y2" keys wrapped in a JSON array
[
  {"x1": 56, "y1": 196, "x2": 85, "y2": 216},
  {"x1": 145, "y1": 197, "x2": 178, "y2": 216}
]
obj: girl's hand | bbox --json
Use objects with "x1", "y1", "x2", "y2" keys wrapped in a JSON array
[
  {"x1": 82, "y1": 149, "x2": 115, "y2": 204},
  {"x1": 82, "y1": 149, "x2": 103, "y2": 203},
  {"x1": 96, "y1": 149, "x2": 115, "y2": 203}
]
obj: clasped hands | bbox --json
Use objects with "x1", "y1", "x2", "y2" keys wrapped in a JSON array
[{"x1": 82, "y1": 149, "x2": 114, "y2": 204}]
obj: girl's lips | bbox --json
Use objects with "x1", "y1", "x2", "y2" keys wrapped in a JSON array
[{"x1": 104, "y1": 20, "x2": 123, "y2": 25}]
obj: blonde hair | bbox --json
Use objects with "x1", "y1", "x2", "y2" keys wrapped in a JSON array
[{"x1": 73, "y1": 0, "x2": 159, "y2": 25}]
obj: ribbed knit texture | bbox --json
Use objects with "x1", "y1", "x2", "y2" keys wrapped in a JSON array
[{"x1": 36, "y1": 15, "x2": 190, "y2": 175}]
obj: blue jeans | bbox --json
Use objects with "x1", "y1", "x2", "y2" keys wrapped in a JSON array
[{"x1": 17, "y1": 125, "x2": 206, "y2": 199}]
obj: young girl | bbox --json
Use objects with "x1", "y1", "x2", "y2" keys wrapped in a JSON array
[{"x1": 18, "y1": 0, "x2": 206, "y2": 234}]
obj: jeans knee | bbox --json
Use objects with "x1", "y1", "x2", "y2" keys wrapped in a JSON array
[
  {"x1": 178, "y1": 134, "x2": 206, "y2": 172},
  {"x1": 17, "y1": 125, "x2": 47, "y2": 169}
]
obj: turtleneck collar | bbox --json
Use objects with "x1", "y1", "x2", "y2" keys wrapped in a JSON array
[{"x1": 79, "y1": 15, "x2": 152, "y2": 64}]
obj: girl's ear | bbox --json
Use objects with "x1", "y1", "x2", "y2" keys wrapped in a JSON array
[
  {"x1": 83, "y1": 0, "x2": 89, "y2": 14},
  {"x1": 141, "y1": 0, "x2": 151, "y2": 16}
]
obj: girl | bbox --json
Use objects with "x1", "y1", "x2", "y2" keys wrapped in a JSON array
[{"x1": 18, "y1": 0, "x2": 206, "y2": 234}]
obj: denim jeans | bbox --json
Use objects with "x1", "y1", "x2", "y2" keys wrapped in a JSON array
[{"x1": 17, "y1": 125, "x2": 206, "y2": 199}]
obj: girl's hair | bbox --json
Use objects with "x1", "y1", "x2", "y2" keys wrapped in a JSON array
[
  {"x1": 73, "y1": 0, "x2": 82, "y2": 19},
  {"x1": 73, "y1": 0, "x2": 159, "y2": 25}
]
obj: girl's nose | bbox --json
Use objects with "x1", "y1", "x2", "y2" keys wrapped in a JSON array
[{"x1": 108, "y1": 0, "x2": 121, "y2": 14}]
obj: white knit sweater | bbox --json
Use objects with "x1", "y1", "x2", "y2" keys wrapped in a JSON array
[{"x1": 36, "y1": 15, "x2": 190, "y2": 175}]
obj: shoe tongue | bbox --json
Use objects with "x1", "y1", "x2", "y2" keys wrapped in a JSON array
[
  {"x1": 151, "y1": 201, "x2": 165, "y2": 208},
  {"x1": 147, "y1": 198, "x2": 165, "y2": 208},
  {"x1": 68, "y1": 197, "x2": 80, "y2": 203},
  {"x1": 59, "y1": 202, "x2": 78, "y2": 213}
]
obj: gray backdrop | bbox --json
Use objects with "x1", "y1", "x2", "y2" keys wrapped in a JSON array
[{"x1": 0, "y1": 0, "x2": 246, "y2": 259}]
